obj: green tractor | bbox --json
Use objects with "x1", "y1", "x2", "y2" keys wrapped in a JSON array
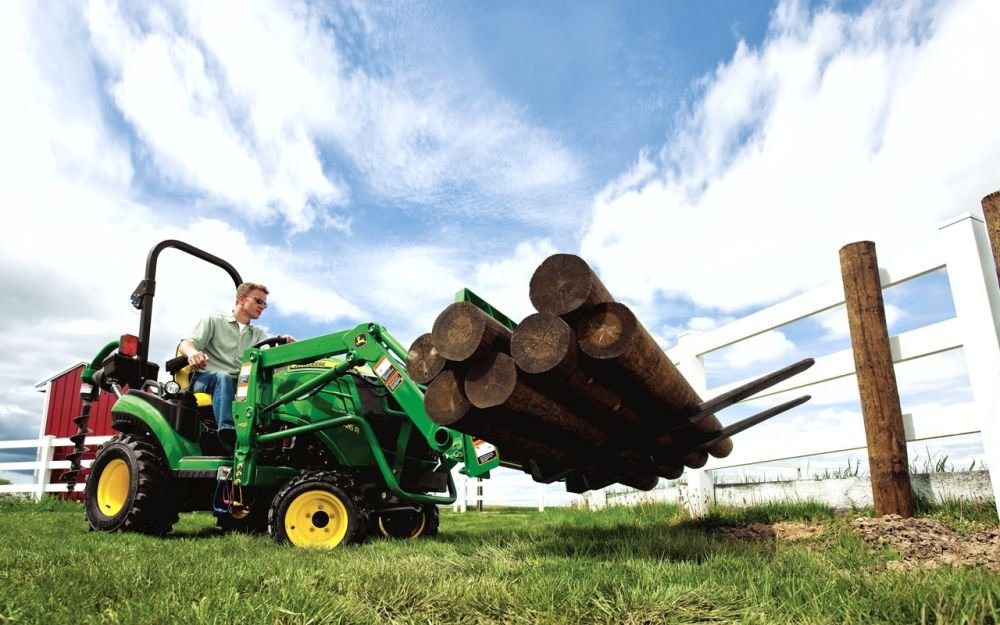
[{"x1": 71, "y1": 240, "x2": 500, "y2": 548}]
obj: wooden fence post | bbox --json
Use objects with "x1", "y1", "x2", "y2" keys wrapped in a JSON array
[
  {"x1": 839, "y1": 241, "x2": 914, "y2": 517},
  {"x1": 983, "y1": 191, "x2": 1000, "y2": 286}
]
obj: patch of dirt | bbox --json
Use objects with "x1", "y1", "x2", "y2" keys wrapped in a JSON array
[
  {"x1": 716, "y1": 521, "x2": 824, "y2": 542},
  {"x1": 850, "y1": 515, "x2": 1000, "y2": 572}
]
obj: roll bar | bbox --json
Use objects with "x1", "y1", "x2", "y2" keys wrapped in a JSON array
[{"x1": 130, "y1": 240, "x2": 243, "y2": 375}]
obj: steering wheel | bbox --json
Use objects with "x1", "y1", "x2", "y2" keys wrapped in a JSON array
[{"x1": 164, "y1": 336, "x2": 291, "y2": 373}]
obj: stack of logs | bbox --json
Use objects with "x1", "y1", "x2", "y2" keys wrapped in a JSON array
[{"x1": 406, "y1": 253, "x2": 733, "y2": 493}]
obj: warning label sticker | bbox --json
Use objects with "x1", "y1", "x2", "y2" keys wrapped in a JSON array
[
  {"x1": 473, "y1": 439, "x2": 497, "y2": 465},
  {"x1": 374, "y1": 356, "x2": 403, "y2": 393},
  {"x1": 236, "y1": 363, "x2": 252, "y2": 400}
]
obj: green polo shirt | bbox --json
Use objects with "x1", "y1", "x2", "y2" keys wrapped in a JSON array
[{"x1": 186, "y1": 312, "x2": 268, "y2": 376}]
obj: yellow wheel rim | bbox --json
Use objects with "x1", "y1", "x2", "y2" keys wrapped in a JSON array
[
  {"x1": 378, "y1": 510, "x2": 427, "y2": 539},
  {"x1": 284, "y1": 490, "x2": 349, "y2": 548},
  {"x1": 96, "y1": 458, "x2": 130, "y2": 517}
]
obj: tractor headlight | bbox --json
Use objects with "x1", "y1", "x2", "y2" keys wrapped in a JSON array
[{"x1": 164, "y1": 381, "x2": 181, "y2": 395}]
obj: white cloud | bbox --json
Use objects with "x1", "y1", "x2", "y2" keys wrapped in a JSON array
[
  {"x1": 581, "y1": 0, "x2": 1000, "y2": 313},
  {"x1": 717, "y1": 330, "x2": 797, "y2": 369},
  {"x1": 85, "y1": 0, "x2": 347, "y2": 233},
  {"x1": 84, "y1": 0, "x2": 582, "y2": 231},
  {"x1": 361, "y1": 245, "x2": 468, "y2": 344},
  {"x1": 689, "y1": 316, "x2": 726, "y2": 332}
]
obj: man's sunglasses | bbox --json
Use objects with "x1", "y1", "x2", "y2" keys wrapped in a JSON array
[{"x1": 246, "y1": 296, "x2": 268, "y2": 308}]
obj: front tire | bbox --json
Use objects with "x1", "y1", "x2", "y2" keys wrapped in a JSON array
[
  {"x1": 84, "y1": 434, "x2": 178, "y2": 535},
  {"x1": 268, "y1": 471, "x2": 367, "y2": 548}
]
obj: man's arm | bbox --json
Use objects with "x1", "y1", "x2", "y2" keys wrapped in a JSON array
[
  {"x1": 178, "y1": 339, "x2": 209, "y2": 370},
  {"x1": 181, "y1": 316, "x2": 215, "y2": 371}
]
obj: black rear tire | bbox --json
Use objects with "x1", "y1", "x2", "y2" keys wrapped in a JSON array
[
  {"x1": 84, "y1": 434, "x2": 178, "y2": 535},
  {"x1": 374, "y1": 504, "x2": 439, "y2": 539},
  {"x1": 216, "y1": 487, "x2": 276, "y2": 534}
]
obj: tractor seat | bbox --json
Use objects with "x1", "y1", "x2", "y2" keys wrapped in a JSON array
[{"x1": 173, "y1": 346, "x2": 213, "y2": 408}]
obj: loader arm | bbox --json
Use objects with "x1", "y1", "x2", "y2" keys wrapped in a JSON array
[{"x1": 230, "y1": 322, "x2": 499, "y2": 501}]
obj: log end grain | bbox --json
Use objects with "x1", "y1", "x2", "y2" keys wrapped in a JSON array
[
  {"x1": 431, "y1": 302, "x2": 487, "y2": 362},
  {"x1": 464, "y1": 351, "x2": 518, "y2": 409},
  {"x1": 424, "y1": 369, "x2": 471, "y2": 426},
  {"x1": 511, "y1": 312, "x2": 575, "y2": 373},
  {"x1": 529, "y1": 253, "x2": 611, "y2": 316},
  {"x1": 406, "y1": 333, "x2": 445, "y2": 384},
  {"x1": 576, "y1": 301, "x2": 637, "y2": 360}
]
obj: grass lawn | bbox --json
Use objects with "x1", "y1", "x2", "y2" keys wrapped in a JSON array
[{"x1": 0, "y1": 497, "x2": 997, "y2": 624}]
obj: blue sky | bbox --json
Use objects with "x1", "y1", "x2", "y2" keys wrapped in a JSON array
[{"x1": 1, "y1": 0, "x2": 997, "y2": 504}]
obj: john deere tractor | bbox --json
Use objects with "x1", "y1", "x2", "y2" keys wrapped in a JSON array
[{"x1": 71, "y1": 240, "x2": 499, "y2": 548}]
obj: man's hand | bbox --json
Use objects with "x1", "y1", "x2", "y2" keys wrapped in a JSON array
[
  {"x1": 187, "y1": 351, "x2": 209, "y2": 370},
  {"x1": 179, "y1": 339, "x2": 208, "y2": 370}
]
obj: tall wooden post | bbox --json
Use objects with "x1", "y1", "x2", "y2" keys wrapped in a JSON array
[
  {"x1": 840, "y1": 241, "x2": 914, "y2": 517},
  {"x1": 982, "y1": 191, "x2": 1000, "y2": 286}
]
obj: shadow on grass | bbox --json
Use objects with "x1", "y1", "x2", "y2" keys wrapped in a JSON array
[
  {"x1": 681, "y1": 500, "x2": 836, "y2": 530},
  {"x1": 436, "y1": 520, "x2": 777, "y2": 563}
]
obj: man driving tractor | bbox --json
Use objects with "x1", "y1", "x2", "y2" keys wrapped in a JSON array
[{"x1": 178, "y1": 282, "x2": 294, "y2": 449}]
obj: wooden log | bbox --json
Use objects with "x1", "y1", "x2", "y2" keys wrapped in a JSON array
[
  {"x1": 575, "y1": 302, "x2": 732, "y2": 457},
  {"x1": 649, "y1": 422, "x2": 729, "y2": 468},
  {"x1": 423, "y1": 369, "x2": 472, "y2": 426},
  {"x1": 681, "y1": 450, "x2": 708, "y2": 469},
  {"x1": 469, "y1": 418, "x2": 574, "y2": 468},
  {"x1": 423, "y1": 369, "x2": 575, "y2": 465},
  {"x1": 406, "y1": 333, "x2": 446, "y2": 384},
  {"x1": 574, "y1": 471, "x2": 657, "y2": 492},
  {"x1": 617, "y1": 474, "x2": 659, "y2": 491},
  {"x1": 425, "y1": 367, "x2": 655, "y2": 487},
  {"x1": 705, "y1": 432, "x2": 733, "y2": 457},
  {"x1": 528, "y1": 253, "x2": 614, "y2": 320},
  {"x1": 983, "y1": 190, "x2": 1000, "y2": 286},
  {"x1": 464, "y1": 351, "x2": 609, "y2": 448},
  {"x1": 511, "y1": 312, "x2": 642, "y2": 430},
  {"x1": 653, "y1": 462, "x2": 684, "y2": 480},
  {"x1": 840, "y1": 241, "x2": 914, "y2": 518},
  {"x1": 431, "y1": 302, "x2": 512, "y2": 362}
]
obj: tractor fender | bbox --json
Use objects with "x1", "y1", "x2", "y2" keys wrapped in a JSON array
[{"x1": 110, "y1": 393, "x2": 201, "y2": 468}]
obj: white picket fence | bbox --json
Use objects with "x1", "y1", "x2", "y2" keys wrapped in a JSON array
[
  {"x1": 451, "y1": 475, "x2": 547, "y2": 512},
  {"x1": 0, "y1": 435, "x2": 113, "y2": 500},
  {"x1": 590, "y1": 213, "x2": 1000, "y2": 516},
  {"x1": 0, "y1": 435, "x2": 550, "y2": 511}
]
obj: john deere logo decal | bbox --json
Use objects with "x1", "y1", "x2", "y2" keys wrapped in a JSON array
[{"x1": 354, "y1": 333, "x2": 368, "y2": 347}]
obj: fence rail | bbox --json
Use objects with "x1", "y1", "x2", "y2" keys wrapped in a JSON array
[{"x1": 0, "y1": 435, "x2": 112, "y2": 499}]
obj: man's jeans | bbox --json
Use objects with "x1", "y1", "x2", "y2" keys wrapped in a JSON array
[{"x1": 191, "y1": 371, "x2": 236, "y2": 432}]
